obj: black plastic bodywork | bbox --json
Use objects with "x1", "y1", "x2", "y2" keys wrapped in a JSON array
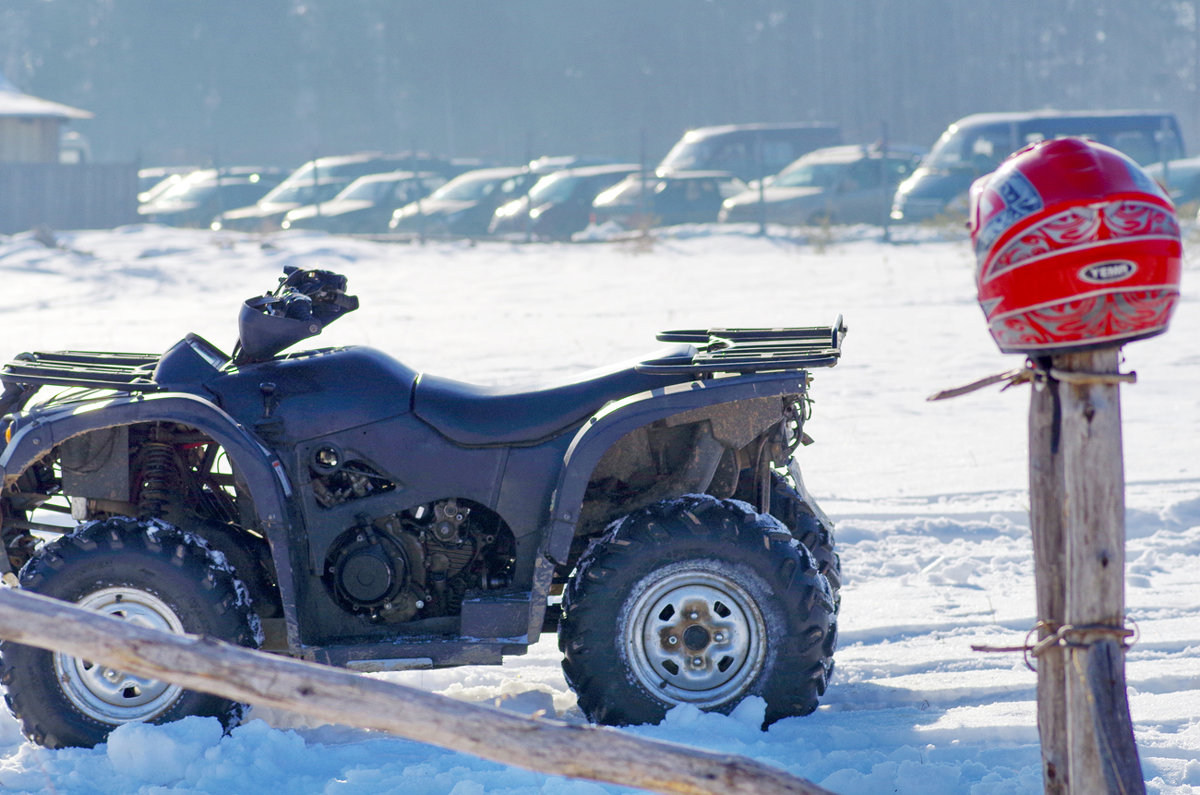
[{"x1": 0, "y1": 299, "x2": 844, "y2": 671}]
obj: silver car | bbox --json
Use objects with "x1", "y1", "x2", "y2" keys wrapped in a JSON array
[{"x1": 720, "y1": 144, "x2": 925, "y2": 226}]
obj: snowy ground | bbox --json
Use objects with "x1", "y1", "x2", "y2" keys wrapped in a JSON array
[{"x1": 0, "y1": 222, "x2": 1196, "y2": 794}]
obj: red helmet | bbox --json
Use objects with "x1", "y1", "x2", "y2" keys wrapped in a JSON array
[{"x1": 968, "y1": 137, "x2": 1182, "y2": 355}]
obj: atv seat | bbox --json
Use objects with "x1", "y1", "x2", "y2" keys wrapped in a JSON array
[{"x1": 412, "y1": 345, "x2": 697, "y2": 446}]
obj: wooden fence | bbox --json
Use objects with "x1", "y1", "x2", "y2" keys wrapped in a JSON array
[
  {"x1": 0, "y1": 162, "x2": 138, "y2": 234},
  {"x1": 0, "y1": 586, "x2": 835, "y2": 795}
]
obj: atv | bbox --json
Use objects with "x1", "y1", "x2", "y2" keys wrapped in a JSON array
[{"x1": 0, "y1": 267, "x2": 844, "y2": 748}]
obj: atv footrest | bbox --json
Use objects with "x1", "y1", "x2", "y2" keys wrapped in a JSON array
[
  {"x1": 1, "y1": 350, "x2": 163, "y2": 392},
  {"x1": 639, "y1": 316, "x2": 846, "y2": 375}
]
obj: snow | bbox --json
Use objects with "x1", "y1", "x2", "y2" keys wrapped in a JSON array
[
  {"x1": 0, "y1": 221, "x2": 1196, "y2": 794},
  {"x1": 0, "y1": 70, "x2": 93, "y2": 119}
]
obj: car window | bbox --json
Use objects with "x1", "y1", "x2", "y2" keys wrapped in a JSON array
[
  {"x1": 1153, "y1": 128, "x2": 1185, "y2": 162},
  {"x1": 434, "y1": 173, "x2": 506, "y2": 202},
  {"x1": 260, "y1": 182, "x2": 318, "y2": 204},
  {"x1": 884, "y1": 156, "x2": 919, "y2": 183},
  {"x1": 717, "y1": 177, "x2": 747, "y2": 198},
  {"x1": 156, "y1": 178, "x2": 217, "y2": 204},
  {"x1": 394, "y1": 177, "x2": 440, "y2": 203},
  {"x1": 528, "y1": 173, "x2": 579, "y2": 204},
  {"x1": 339, "y1": 179, "x2": 396, "y2": 202},
  {"x1": 223, "y1": 183, "x2": 275, "y2": 206},
  {"x1": 597, "y1": 177, "x2": 646, "y2": 205},
  {"x1": 498, "y1": 174, "x2": 532, "y2": 197},
  {"x1": 708, "y1": 141, "x2": 751, "y2": 171},
  {"x1": 581, "y1": 173, "x2": 629, "y2": 197},
  {"x1": 846, "y1": 159, "x2": 881, "y2": 189},
  {"x1": 761, "y1": 139, "x2": 801, "y2": 173},
  {"x1": 926, "y1": 125, "x2": 1013, "y2": 171},
  {"x1": 1109, "y1": 131, "x2": 1160, "y2": 165},
  {"x1": 774, "y1": 162, "x2": 844, "y2": 189},
  {"x1": 659, "y1": 139, "x2": 711, "y2": 172}
]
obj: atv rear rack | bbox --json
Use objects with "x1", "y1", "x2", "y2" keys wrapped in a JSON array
[
  {"x1": 1, "y1": 350, "x2": 162, "y2": 393},
  {"x1": 638, "y1": 317, "x2": 846, "y2": 375}
]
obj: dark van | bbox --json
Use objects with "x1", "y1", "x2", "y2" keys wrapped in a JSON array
[
  {"x1": 656, "y1": 122, "x2": 842, "y2": 183},
  {"x1": 890, "y1": 110, "x2": 1185, "y2": 222}
]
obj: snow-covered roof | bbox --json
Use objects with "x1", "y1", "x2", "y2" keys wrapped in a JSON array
[{"x1": 0, "y1": 71, "x2": 92, "y2": 120}]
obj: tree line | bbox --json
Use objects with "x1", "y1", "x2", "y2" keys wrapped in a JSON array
[{"x1": 2, "y1": 0, "x2": 1198, "y2": 168}]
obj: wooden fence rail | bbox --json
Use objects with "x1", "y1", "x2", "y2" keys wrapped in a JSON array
[{"x1": 0, "y1": 586, "x2": 835, "y2": 795}]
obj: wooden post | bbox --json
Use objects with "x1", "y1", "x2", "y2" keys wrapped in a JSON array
[
  {"x1": 0, "y1": 586, "x2": 835, "y2": 795},
  {"x1": 1055, "y1": 347, "x2": 1144, "y2": 795},
  {"x1": 1028, "y1": 365, "x2": 1067, "y2": 795}
]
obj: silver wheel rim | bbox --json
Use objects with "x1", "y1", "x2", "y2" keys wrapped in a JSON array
[
  {"x1": 623, "y1": 565, "x2": 766, "y2": 709},
  {"x1": 53, "y1": 587, "x2": 185, "y2": 725}
]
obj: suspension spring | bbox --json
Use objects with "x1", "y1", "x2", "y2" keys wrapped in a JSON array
[{"x1": 136, "y1": 441, "x2": 181, "y2": 519}]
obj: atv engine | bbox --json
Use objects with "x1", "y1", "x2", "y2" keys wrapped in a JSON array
[{"x1": 323, "y1": 499, "x2": 514, "y2": 623}]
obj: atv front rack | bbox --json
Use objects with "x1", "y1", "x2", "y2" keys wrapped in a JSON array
[
  {"x1": 1, "y1": 350, "x2": 162, "y2": 393},
  {"x1": 639, "y1": 316, "x2": 846, "y2": 375}
]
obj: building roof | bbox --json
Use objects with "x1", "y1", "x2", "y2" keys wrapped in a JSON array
[{"x1": 0, "y1": 72, "x2": 92, "y2": 120}]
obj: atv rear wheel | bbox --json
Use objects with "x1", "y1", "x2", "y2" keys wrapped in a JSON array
[
  {"x1": 558, "y1": 494, "x2": 836, "y2": 727},
  {"x1": 0, "y1": 516, "x2": 261, "y2": 748}
]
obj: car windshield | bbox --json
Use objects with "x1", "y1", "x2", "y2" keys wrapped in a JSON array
[
  {"x1": 155, "y1": 174, "x2": 219, "y2": 204},
  {"x1": 338, "y1": 178, "x2": 400, "y2": 202},
  {"x1": 658, "y1": 139, "x2": 710, "y2": 172},
  {"x1": 924, "y1": 125, "x2": 1013, "y2": 171},
  {"x1": 527, "y1": 172, "x2": 580, "y2": 204},
  {"x1": 773, "y1": 161, "x2": 848, "y2": 189},
  {"x1": 433, "y1": 173, "x2": 507, "y2": 201},
  {"x1": 161, "y1": 182, "x2": 219, "y2": 205},
  {"x1": 595, "y1": 175, "x2": 653, "y2": 205},
  {"x1": 259, "y1": 181, "x2": 341, "y2": 205},
  {"x1": 288, "y1": 159, "x2": 396, "y2": 183}
]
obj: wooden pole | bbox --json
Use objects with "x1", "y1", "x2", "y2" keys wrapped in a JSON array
[
  {"x1": 0, "y1": 586, "x2": 835, "y2": 795},
  {"x1": 1028, "y1": 365, "x2": 1068, "y2": 795},
  {"x1": 1055, "y1": 347, "x2": 1144, "y2": 795}
]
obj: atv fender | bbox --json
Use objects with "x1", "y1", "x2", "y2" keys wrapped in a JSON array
[
  {"x1": 522, "y1": 371, "x2": 809, "y2": 641},
  {"x1": 0, "y1": 391, "x2": 303, "y2": 647},
  {"x1": 543, "y1": 370, "x2": 810, "y2": 565}
]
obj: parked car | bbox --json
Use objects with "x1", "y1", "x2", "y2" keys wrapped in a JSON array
[
  {"x1": 280, "y1": 171, "x2": 446, "y2": 234},
  {"x1": 138, "y1": 167, "x2": 285, "y2": 228},
  {"x1": 212, "y1": 152, "x2": 459, "y2": 232},
  {"x1": 656, "y1": 123, "x2": 842, "y2": 183},
  {"x1": 489, "y1": 163, "x2": 639, "y2": 239},
  {"x1": 719, "y1": 144, "x2": 925, "y2": 226},
  {"x1": 389, "y1": 166, "x2": 537, "y2": 238},
  {"x1": 1143, "y1": 156, "x2": 1200, "y2": 209},
  {"x1": 210, "y1": 178, "x2": 348, "y2": 232},
  {"x1": 526, "y1": 154, "x2": 619, "y2": 173},
  {"x1": 137, "y1": 166, "x2": 199, "y2": 204},
  {"x1": 591, "y1": 171, "x2": 747, "y2": 229},
  {"x1": 891, "y1": 110, "x2": 1185, "y2": 223}
]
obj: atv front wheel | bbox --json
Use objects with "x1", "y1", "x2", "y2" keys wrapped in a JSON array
[
  {"x1": 769, "y1": 471, "x2": 842, "y2": 606},
  {"x1": 559, "y1": 494, "x2": 836, "y2": 727},
  {"x1": 0, "y1": 516, "x2": 261, "y2": 748}
]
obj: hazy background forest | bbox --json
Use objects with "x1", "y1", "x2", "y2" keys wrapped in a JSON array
[{"x1": 3, "y1": 0, "x2": 1200, "y2": 169}]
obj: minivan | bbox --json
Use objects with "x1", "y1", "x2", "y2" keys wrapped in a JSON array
[
  {"x1": 890, "y1": 110, "x2": 1185, "y2": 223},
  {"x1": 656, "y1": 123, "x2": 842, "y2": 183}
]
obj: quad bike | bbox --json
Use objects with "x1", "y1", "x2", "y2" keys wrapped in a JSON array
[{"x1": 0, "y1": 267, "x2": 844, "y2": 747}]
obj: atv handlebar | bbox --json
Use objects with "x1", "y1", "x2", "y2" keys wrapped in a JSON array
[{"x1": 233, "y1": 268, "x2": 360, "y2": 364}]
